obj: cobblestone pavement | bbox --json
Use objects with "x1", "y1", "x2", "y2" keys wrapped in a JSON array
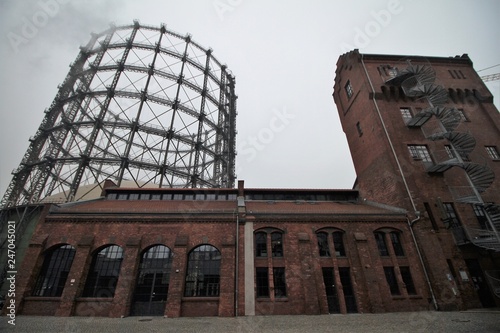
[{"x1": 1, "y1": 311, "x2": 499, "y2": 333}]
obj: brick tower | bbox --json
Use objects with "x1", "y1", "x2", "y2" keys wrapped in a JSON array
[{"x1": 333, "y1": 50, "x2": 500, "y2": 310}]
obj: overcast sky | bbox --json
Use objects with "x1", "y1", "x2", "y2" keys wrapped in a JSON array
[{"x1": 0, "y1": 0, "x2": 499, "y2": 196}]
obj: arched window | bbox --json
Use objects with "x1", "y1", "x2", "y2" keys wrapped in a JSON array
[
  {"x1": 316, "y1": 230, "x2": 346, "y2": 257},
  {"x1": 82, "y1": 245, "x2": 124, "y2": 298},
  {"x1": 184, "y1": 244, "x2": 221, "y2": 297},
  {"x1": 132, "y1": 245, "x2": 173, "y2": 316},
  {"x1": 32, "y1": 244, "x2": 76, "y2": 297}
]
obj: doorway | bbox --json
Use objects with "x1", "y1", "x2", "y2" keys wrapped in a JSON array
[
  {"x1": 465, "y1": 258, "x2": 496, "y2": 308},
  {"x1": 131, "y1": 245, "x2": 173, "y2": 316}
]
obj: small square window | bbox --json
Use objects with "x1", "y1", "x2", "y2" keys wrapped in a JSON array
[
  {"x1": 345, "y1": 80, "x2": 353, "y2": 99},
  {"x1": 486, "y1": 146, "x2": 500, "y2": 160},
  {"x1": 117, "y1": 193, "x2": 128, "y2": 200},
  {"x1": 129, "y1": 193, "x2": 139, "y2": 200}
]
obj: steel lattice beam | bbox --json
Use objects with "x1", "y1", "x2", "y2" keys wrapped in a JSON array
[{"x1": 1, "y1": 22, "x2": 237, "y2": 209}]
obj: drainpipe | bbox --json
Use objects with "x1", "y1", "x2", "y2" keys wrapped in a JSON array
[
  {"x1": 235, "y1": 211, "x2": 239, "y2": 317},
  {"x1": 360, "y1": 54, "x2": 439, "y2": 310},
  {"x1": 408, "y1": 213, "x2": 439, "y2": 310}
]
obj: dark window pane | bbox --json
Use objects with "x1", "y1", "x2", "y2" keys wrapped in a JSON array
[
  {"x1": 271, "y1": 232, "x2": 283, "y2": 257},
  {"x1": 256, "y1": 267, "x2": 269, "y2": 298},
  {"x1": 333, "y1": 232, "x2": 346, "y2": 257},
  {"x1": 82, "y1": 245, "x2": 124, "y2": 298},
  {"x1": 383, "y1": 266, "x2": 400, "y2": 295},
  {"x1": 400, "y1": 266, "x2": 416, "y2": 295},
  {"x1": 32, "y1": 245, "x2": 76, "y2": 297},
  {"x1": 390, "y1": 232, "x2": 404, "y2": 256},
  {"x1": 184, "y1": 245, "x2": 220, "y2": 297},
  {"x1": 375, "y1": 232, "x2": 389, "y2": 256},
  {"x1": 255, "y1": 232, "x2": 267, "y2": 257},
  {"x1": 273, "y1": 267, "x2": 287, "y2": 298},
  {"x1": 139, "y1": 193, "x2": 150, "y2": 200},
  {"x1": 339, "y1": 267, "x2": 357, "y2": 313},
  {"x1": 317, "y1": 232, "x2": 330, "y2": 257}
]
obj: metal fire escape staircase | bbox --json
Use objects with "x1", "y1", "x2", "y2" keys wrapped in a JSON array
[{"x1": 388, "y1": 63, "x2": 500, "y2": 253}]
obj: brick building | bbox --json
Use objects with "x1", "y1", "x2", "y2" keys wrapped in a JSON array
[
  {"x1": 7, "y1": 50, "x2": 500, "y2": 318},
  {"x1": 13, "y1": 181, "x2": 435, "y2": 317},
  {"x1": 333, "y1": 50, "x2": 500, "y2": 311}
]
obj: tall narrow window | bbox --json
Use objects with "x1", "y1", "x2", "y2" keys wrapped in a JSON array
[
  {"x1": 184, "y1": 244, "x2": 221, "y2": 297},
  {"x1": 32, "y1": 245, "x2": 76, "y2": 297},
  {"x1": 389, "y1": 232, "x2": 404, "y2": 256},
  {"x1": 271, "y1": 232, "x2": 283, "y2": 257},
  {"x1": 345, "y1": 80, "x2": 353, "y2": 99},
  {"x1": 339, "y1": 267, "x2": 357, "y2": 313},
  {"x1": 317, "y1": 232, "x2": 330, "y2": 257},
  {"x1": 255, "y1": 232, "x2": 267, "y2": 257},
  {"x1": 399, "y1": 266, "x2": 416, "y2": 295},
  {"x1": 273, "y1": 267, "x2": 287, "y2": 298},
  {"x1": 444, "y1": 145, "x2": 456, "y2": 159},
  {"x1": 383, "y1": 266, "x2": 400, "y2": 295},
  {"x1": 256, "y1": 267, "x2": 270, "y2": 298},
  {"x1": 485, "y1": 146, "x2": 500, "y2": 160},
  {"x1": 443, "y1": 202, "x2": 467, "y2": 244},
  {"x1": 473, "y1": 204, "x2": 489, "y2": 230},
  {"x1": 424, "y1": 202, "x2": 439, "y2": 231},
  {"x1": 332, "y1": 232, "x2": 346, "y2": 257},
  {"x1": 374, "y1": 232, "x2": 389, "y2": 256},
  {"x1": 400, "y1": 107, "x2": 412, "y2": 124},
  {"x1": 82, "y1": 245, "x2": 123, "y2": 298},
  {"x1": 356, "y1": 122, "x2": 363, "y2": 137},
  {"x1": 456, "y1": 108, "x2": 468, "y2": 121}
]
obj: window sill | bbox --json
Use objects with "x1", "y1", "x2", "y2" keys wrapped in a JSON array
[
  {"x1": 256, "y1": 297, "x2": 288, "y2": 302},
  {"x1": 390, "y1": 295, "x2": 404, "y2": 300},
  {"x1": 182, "y1": 297, "x2": 219, "y2": 302},
  {"x1": 24, "y1": 296, "x2": 62, "y2": 301},
  {"x1": 75, "y1": 297, "x2": 114, "y2": 302}
]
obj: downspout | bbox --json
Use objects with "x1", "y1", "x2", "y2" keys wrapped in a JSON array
[
  {"x1": 360, "y1": 54, "x2": 439, "y2": 310},
  {"x1": 408, "y1": 214, "x2": 439, "y2": 310},
  {"x1": 235, "y1": 211, "x2": 239, "y2": 317}
]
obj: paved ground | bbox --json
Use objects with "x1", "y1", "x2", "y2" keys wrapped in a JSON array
[{"x1": 1, "y1": 310, "x2": 499, "y2": 333}]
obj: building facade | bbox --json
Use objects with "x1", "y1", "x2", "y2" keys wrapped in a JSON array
[
  {"x1": 333, "y1": 50, "x2": 500, "y2": 310},
  {"x1": 12, "y1": 181, "x2": 434, "y2": 317}
]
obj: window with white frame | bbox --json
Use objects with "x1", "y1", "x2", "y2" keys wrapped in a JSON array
[
  {"x1": 345, "y1": 80, "x2": 353, "y2": 99},
  {"x1": 408, "y1": 145, "x2": 432, "y2": 162},
  {"x1": 485, "y1": 146, "x2": 500, "y2": 160},
  {"x1": 400, "y1": 107, "x2": 412, "y2": 123}
]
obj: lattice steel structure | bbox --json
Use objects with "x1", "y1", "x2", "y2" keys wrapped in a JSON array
[{"x1": 1, "y1": 21, "x2": 237, "y2": 209}]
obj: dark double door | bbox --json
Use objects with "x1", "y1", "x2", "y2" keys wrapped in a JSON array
[
  {"x1": 132, "y1": 271, "x2": 169, "y2": 316},
  {"x1": 131, "y1": 245, "x2": 173, "y2": 316}
]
